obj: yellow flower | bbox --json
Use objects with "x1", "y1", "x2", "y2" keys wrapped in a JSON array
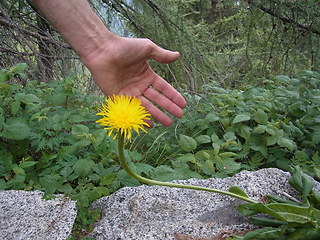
[{"x1": 96, "y1": 95, "x2": 151, "y2": 140}]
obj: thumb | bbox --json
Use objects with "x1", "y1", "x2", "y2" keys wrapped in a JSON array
[{"x1": 150, "y1": 44, "x2": 180, "y2": 64}]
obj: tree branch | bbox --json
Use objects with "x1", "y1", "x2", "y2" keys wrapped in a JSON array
[
  {"x1": 247, "y1": 1, "x2": 320, "y2": 36},
  {"x1": 0, "y1": 15, "x2": 71, "y2": 49}
]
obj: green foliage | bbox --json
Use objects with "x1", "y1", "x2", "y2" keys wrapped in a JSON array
[
  {"x1": 234, "y1": 166, "x2": 320, "y2": 240},
  {"x1": 136, "y1": 70, "x2": 320, "y2": 179},
  {"x1": 0, "y1": 64, "x2": 127, "y2": 237},
  {"x1": 97, "y1": 0, "x2": 320, "y2": 89},
  {"x1": 1, "y1": 64, "x2": 320, "y2": 239}
]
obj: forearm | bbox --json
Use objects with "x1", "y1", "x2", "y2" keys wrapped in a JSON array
[{"x1": 29, "y1": 0, "x2": 116, "y2": 61}]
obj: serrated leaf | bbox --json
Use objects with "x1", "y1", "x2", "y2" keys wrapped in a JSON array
[
  {"x1": 133, "y1": 163, "x2": 154, "y2": 175},
  {"x1": 100, "y1": 173, "x2": 116, "y2": 186},
  {"x1": 232, "y1": 114, "x2": 251, "y2": 124},
  {"x1": 179, "y1": 134, "x2": 197, "y2": 151},
  {"x1": 153, "y1": 165, "x2": 182, "y2": 181},
  {"x1": 73, "y1": 158, "x2": 95, "y2": 177}
]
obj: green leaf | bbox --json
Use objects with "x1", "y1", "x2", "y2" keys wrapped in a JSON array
[
  {"x1": 73, "y1": 139, "x2": 92, "y2": 148},
  {"x1": 72, "y1": 124, "x2": 90, "y2": 135},
  {"x1": 252, "y1": 125, "x2": 267, "y2": 134},
  {"x1": 267, "y1": 135, "x2": 277, "y2": 146},
  {"x1": 52, "y1": 92, "x2": 66, "y2": 105},
  {"x1": 0, "y1": 114, "x2": 4, "y2": 130},
  {"x1": 9, "y1": 63, "x2": 28, "y2": 73},
  {"x1": 0, "y1": 151, "x2": 13, "y2": 171},
  {"x1": 249, "y1": 216, "x2": 287, "y2": 227},
  {"x1": 241, "y1": 227, "x2": 283, "y2": 239},
  {"x1": 12, "y1": 165, "x2": 25, "y2": 175},
  {"x1": 216, "y1": 158, "x2": 241, "y2": 174},
  {"x1": 205, "y1": 113, "x2": 219, "y2": 122},
  {"x1": 19, "y1": 161, "x2": 37, "y2": 169},
  {"x1": 274, "y1": 75, "x2": 291, "y2": 84},
  {"x1": 179, "y1": 134, "x2": 197, "y2": 151},
  {"x1": 73, "y1": 158, "x2": 95, "y2": 177},
  {"x1": 69, "y1": 114, "x2": 87, "y2": 123},
  {"x1": 2, "y1": 119, "x2": 30, "y2": 140},
  {"x1": 195, "y1": 135, "x2": 211, "y2": 144},
  {"x1": 100, "y1": 173, "x2": 116, "y2": 186},
  {"x1": 21, "y1": 94, "x2": 40, "y2": 104},
  {"x1": 237, "y1": 125, "x2": 251, "y2": 140},
  {"x1": 267, "y1": 203, "x2": 314, "y2": 223},
  {"x1": 10, "y1": 101, "x2": 20, "y2": 115},
  {"x1": 229, "y1": 186, "x2": 249, "y2": 198},
  {"x1": 41, "y1": 175, "x2": 62, "y2": 195},
  {"x1": 278, "y1": 138, "x2": 294, "y2": 151},
  {"x1": 254, "y1": 109, "x2": 268, "y2": 124},
  {"x1": 237, "y1": 203, "x2": 286, "y2": 220},
  {"x1": 289, "y1": 166, "x2": 314, "y2": 200},
  {"x1": 232, "y1": 114, "x2": 251, "y2": 124},
  {"x1": 176, "y1": 153, "x2": 197, "y2": 162},
  {"x1": 219, "y1": 152, "x2": 237, "y2": 158},
  {"x1": 266, "y1": 128, "x2": 275, "y2": 136},
  {"x1": 153, "y1": 165, "x2": 182, "y2": 181},
  {"x1": 311, "y1": 132, "x2": 320, "y2": 144},
  {"x1": 205, "y1": 159, "x2": 214, "y2": 173},
  {"x1": 134, "y1": 163, "x2": 154, "y2": 175}
]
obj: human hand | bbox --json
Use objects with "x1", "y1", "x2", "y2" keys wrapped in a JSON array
[{"x1": 82, "y1": 36, "x2": 186, "y2": 127}]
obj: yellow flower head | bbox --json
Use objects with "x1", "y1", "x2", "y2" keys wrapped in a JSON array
[{"x1": 96, "y1": 95, "x2": 151, "y2": 140}]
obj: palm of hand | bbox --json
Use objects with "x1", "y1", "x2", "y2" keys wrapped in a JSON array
[{"x1": 84, "y1": 37, "x2": 186, "y2": 126}]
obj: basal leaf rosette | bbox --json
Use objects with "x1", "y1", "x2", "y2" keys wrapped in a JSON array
[{"x1": 96, "y1": 95, "x2": 151, "y2": 140}]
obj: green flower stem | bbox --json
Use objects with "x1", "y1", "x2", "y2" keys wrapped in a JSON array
[{"x1": 118, "y1": 134, "x2": 256, "y2": 204}]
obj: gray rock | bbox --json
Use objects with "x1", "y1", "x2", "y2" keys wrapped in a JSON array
[
  {"x1": 0, "y1": 190, "x2": 77, "y2": 240},
  {"x1": 89, "y1": 168, "x2": 320, "y2": 240}
]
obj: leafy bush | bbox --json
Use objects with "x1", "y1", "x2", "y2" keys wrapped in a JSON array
[
  {"x1": 136, "y1": 70, "x2": 320, "y2": 180},
  {"x1": 1, "y1": 64, "x2": 319, "y2": 238},
  {"x1": 0, "y1": 64, "x2": 123, "y2": 234}
]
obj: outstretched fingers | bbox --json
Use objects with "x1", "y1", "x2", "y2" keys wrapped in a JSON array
[
  {"x1": 139, "y1": 76, "x2": 186, "y2": 126},
  {"x1": 139, "y1": 96, "x2": 173, "y2": 127},
  {"x1": 143, "y1": 87, "x2": 184, "y2": 118}
]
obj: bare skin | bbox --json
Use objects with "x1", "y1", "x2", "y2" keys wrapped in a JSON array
[{"x1": 30, "y1": 0, "x2": 186, "y2": 126}]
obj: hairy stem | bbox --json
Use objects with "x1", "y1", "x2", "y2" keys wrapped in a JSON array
[{"x1": 118, "y1": 134, "x2": 256, "y2": 203}]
